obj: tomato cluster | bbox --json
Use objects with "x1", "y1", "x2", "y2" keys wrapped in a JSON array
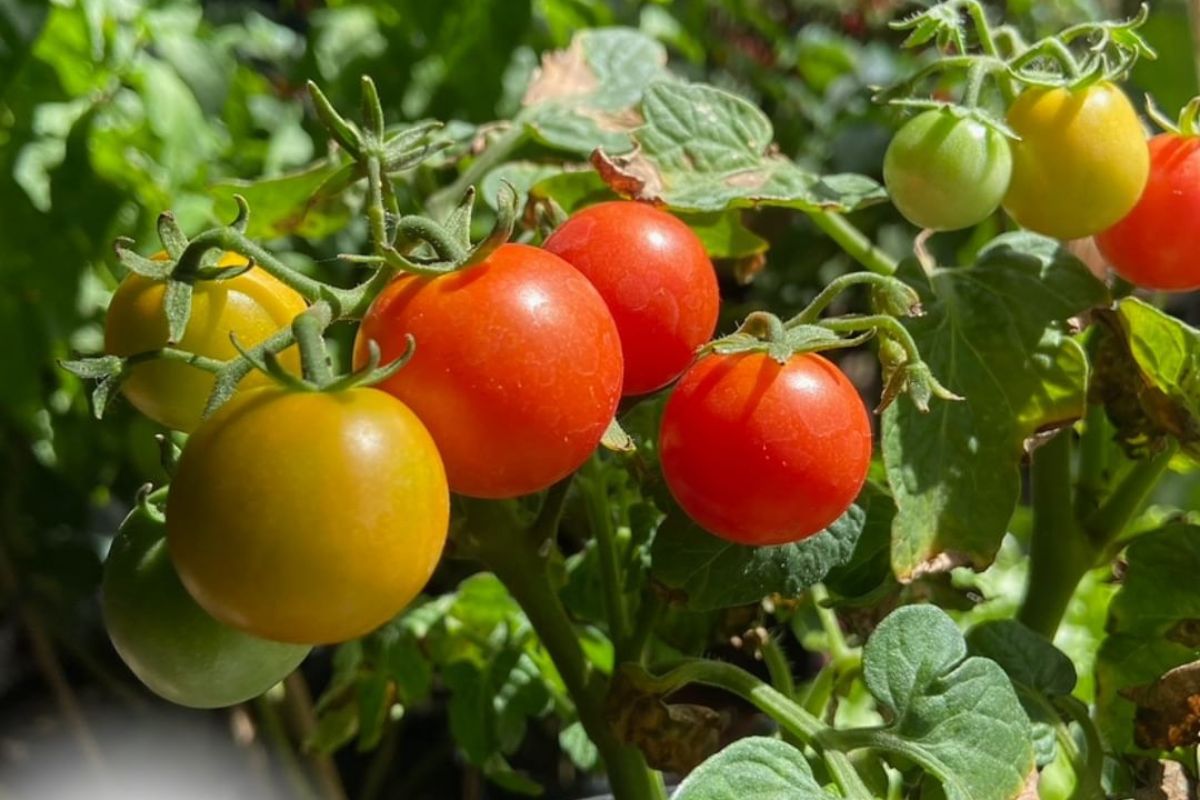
[{"x1": 99, "y1": 200, "x2": 874, "y2": 705}]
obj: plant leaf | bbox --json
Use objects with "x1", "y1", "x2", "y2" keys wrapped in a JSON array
[
  {"x1": 673, "y1": 737, "x2": 837, "y2": 800},
  {"x1": 650, "y1": 503, "x2": 865, "y2": 611},
  {"x1": 882, "y1": 233, "x2": 1109, "y2": 580},
  {"x1": 1096, "y1": 523, "x2": 1200, "y2": 753},
  {"x1": 852, "y1": 605, "x2": 1034, "y2": 800},
  {"x1": 591, "y1": 81, "x2": 885, "y2": 213}
]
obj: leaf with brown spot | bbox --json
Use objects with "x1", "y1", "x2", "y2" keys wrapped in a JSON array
[
  {"x1": 591, "y1": 81, "x2": 886, "y2": 213},
  {"x1": 1133, "y1": 759, "x2": 1193, "y2": 800}
]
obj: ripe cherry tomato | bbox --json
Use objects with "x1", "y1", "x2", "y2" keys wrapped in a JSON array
[
  {"x1": 104, "y1": 252, "x2": 307, "y2": 432},
  {"x1": 1003, "y1": 82, "x2": 1149, "y2": 240},
  {"x1": 167, "y1": 386, "x2": 449, "y2": 644},
  {"x1": 354, "y1": 243, "x2": 623, "y2": 499},
  {"x1": 883, "y1": 109, "x2": 1013, "y2": 231},
  {"x1": 659, "y1": 351, "x2": 872, "y2": 546},
  {"x1": 103, "y1": 491, "x2": 309, "y2": 707},
  {"x1": 543, "y1": 201, "x2": 719, "y2": 395},
  {"x1": 1096, "y1": 133, "x2": 1200, "y2": 290}
]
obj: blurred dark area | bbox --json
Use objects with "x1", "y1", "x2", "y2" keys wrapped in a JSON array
[{"x1": 2, "y1": 0, "x2": 1198, "y2": 798}]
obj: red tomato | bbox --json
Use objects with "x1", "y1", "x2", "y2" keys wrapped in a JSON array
[
  {"x1": 543, "y1": 201, "x2": 719, "y2": 395},
  {"x1": 354, "y1": 243, "x2": 623, "y2": 499},
  {"x1": 659, "y1": 351, "x2": 872, "y2": 546},
  {"x1": 1096, "y1": 133, "x2": 1200, "y2": 291}
]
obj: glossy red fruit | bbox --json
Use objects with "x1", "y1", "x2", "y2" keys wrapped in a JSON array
[
  {"x1": 355, "y1": 243, "x2": 624, "y2": 499},
  {"x1": 543, "y1": 201, "x2": 719, "y2": 395},
  {"x1": 659, "y1": 351, "x2": 872, "y2": 546},
  {"x1": 1096, "y1": 133, "x2": 1200, "y2": 291}
]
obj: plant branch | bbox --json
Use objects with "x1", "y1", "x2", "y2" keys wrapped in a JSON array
[
  {"x1": 583, "y1": 458, "x2": 631, "y2": 655},
  {"x1": 805, "y1": 211, "x2": 899, "y2": 276}
]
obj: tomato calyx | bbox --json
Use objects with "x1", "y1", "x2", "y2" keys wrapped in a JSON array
[{"x1": 1146, "y1": 94, "x2": 1200, "y2": 137}]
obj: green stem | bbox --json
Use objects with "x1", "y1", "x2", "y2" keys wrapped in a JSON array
[
  {"x1": 394, "y1": 216, "x2": 468, "y2": 263},
  {"x1": 1057, "y1": 695, "x2": 1105, "y2": 800},
  {"x1": 292, "y1": 311, "x2": 334, "y2": 386},
  {"x1": 1017, "y1": 430, "x2": 1090, "y2": 639},
  {"x1": 428, "y1": 124, "x2": 529, "y2": 217},
  {"x1": 583, "y1": 458, "x2": 631, "y2": 658},
  {"x1": 963, "y1": 0, "x2": 1018, "y2": 102},
  {"x1": 1083, "y1": 441, "x2": 1177, "y2": 548},
  {"x1": 283, "y1": 673, "x2": 349, "y2": 800},
  {"x1": 625, "y1": 590, "x2": 663, "y2": 666},
  {"x1": 255, "y1": 692, "x2": 320, "y2": 800},
  {"x1": 184, "y1": 231, "x2": 347, "y2": 307},
  {"x1": 810, "y1": 584, "x2": 852, "y2": 665},
  {"x1": 787, "y1": 273, "x2": 906, "y2": 327},
  {"x1": 761, "y1": 637, "x2": 796, "y2": 699},
  {"x1": 1076, "y1": 403, "x2": 1109, "y2": 510},
  {"x1": 801, "y1": 660, "x2": 837, "y2": 719},
  {"x1": 364, "y1": 155, "x2": 391, "y2": 255},
  {"x1": 472, "y1": 507, "x2": 664, "y2": 800},
  {"x1": 628, "y1": 660, "x2": 870, "y2": 799},
  {"x1": 806, "y1": 211, "x2": 898, "y2": 276}
]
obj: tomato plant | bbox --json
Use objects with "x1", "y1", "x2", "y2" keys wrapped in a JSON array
[
  {"x1": 1097, "y1": 125, "x2": 1200, "y2": 290},
  {"x1": 355, "y1": 242, "x2": 623, "y2": 499},
  {"x1": 167, "y1": 385, "x2": 449, "y2": 644},
  {"x1": 659, "y1": 351, "x2": 872, "y2": 545},
  {"x1": 25, "y1": 2, "x2": 1200, "y2": 799},
  {"x1": 543, "y1": 200, "x2": 720, "y2": 395},
  {"x1": 883, "y1": 109, "x2": 1012, "y2": 231},
  {"x1": 103, "y1": 252, "x2": 306, "y2": 432},
  {"x1": 103, "y1": 490, "x2": 310, "y2": 707},
  {"x1": 1003, "y1": 82, "x2": 1149, "y2": 240}
]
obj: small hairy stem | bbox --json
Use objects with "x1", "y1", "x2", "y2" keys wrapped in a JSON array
[
  {"x1": 628, "y1": 660, "x2": 871, "y2": 799},
  {"x1": 810, "y1": 584, "x2": 853, "y2": 664},
  {"x1": 760, "y1": 636, "x2": 796, "y2": 699},
  {"x1": 805, "y1": 211, "x2": 898, "y2": 276},
  {"x1": 1076, "y1": 403, "x2": 1110, "y2": 510},
  {"x1": 292, "y1": 312, "x2": 334, "y2": 386},
  {"x1": 582, "y1": 459, "x2": 631, "y2": 655},
  {"x1": 1017, "y1": 430, "x2": 1090, "y2": 639},
  {"x1": 364, "y1": 155, "x2": 391, "y2": 255},
  {"x1": 394, "y1": 216, "x2": 469, "y2": 263},
  {"x1": 788, "y1": 273, "x2": 906, "y2": 326},
  {"x1": 624, "y1": 590, "x2": 663, "y2": 666},
  {"x1": 427, "y1": 125, "x2": 529, "y2": 217},
  {"x1": 1083, "y1": 440, "x2": 1177, "y2": 548},
  {"x1": 963, "y1": 0, "x2": 1018, "y2": 101},
  {"x1": 254, "y1": 692, "x2": 321, "y2": 800},
  {"x1": 150, "y1": 347, "x2": 227, "y2": 374},
  {"x1": 183, "y1": 230, "x2": 348, "y2": 307}
]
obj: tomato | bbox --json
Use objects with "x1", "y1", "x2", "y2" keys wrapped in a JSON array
[
  {"x1": 103, "y1": 492, "x2": 309, "y2": 707},
  {"x1": 1003, "y1": 82, "x2": 1149, "y2": 240},
  {"x1": 354, "y1": 243, "x2": 623, "y2": 499},
  {"x1": 883, "y1": 109, "x2": 1013, "y2": 231},
  {"x1": 104, "y1": 252, "x2": 307, "y2": 432},
  {"x1": 542, "y1": 201, "x2": 719, "y2": 395},
  {"x1": 167, "y1": 386, "x2": 449, "y2": 644},
  {"x1": 659, "y1": 351, "x2": 872, "y2": 546},
  {"x1": 1095, "y1": 133, "x2": 1200, "y2": 290}
]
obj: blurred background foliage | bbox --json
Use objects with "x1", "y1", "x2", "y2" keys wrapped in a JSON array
[{"x1": 1, "y1": 0, "x2": 1198, "y2": 798}]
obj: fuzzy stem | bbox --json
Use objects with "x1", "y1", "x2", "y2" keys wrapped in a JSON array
[
  {"x1": 582, "y1": 460, "x2": 631, "y2": 656},
  {"x1": 806, "y1": 211, "x2": 899, "y2": 276}
]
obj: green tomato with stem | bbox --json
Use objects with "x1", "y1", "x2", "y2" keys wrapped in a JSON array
[
  {"x1": 883, "y1": 109, "x2": 1013, "y2": 231},
  {"x1": 103, "y1": 490, "x2": 310, "y2": 708}
]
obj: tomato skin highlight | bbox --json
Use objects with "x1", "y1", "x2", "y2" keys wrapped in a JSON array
[
  {"x1": 1096, "y1": 133, "x2": 1200, "y2": 291},
  {"x1": 104, "y1": 252, "x2": 307, "y2": 432},
  {"x1": 167, "y1": 386, "x2": 449, "y2": 645},
  {"x1": 543, "y1": 201, "x2": 719, "y2": 395},
  {"x1": 883, "y1": 109, "x2": 1013, "y2": 231},
  {"x1": 659, "y1": 352, "x2": 872, "y2": 546},
  {"x1": 355, "y1": 243, "x2": 624, "y2": 499},
  {"x1": 1003, "y1": 82, "x2": 1149, "y2": 240},
  {"x1": 103, "y1": 495, "x2": 309, "y2": 708}
]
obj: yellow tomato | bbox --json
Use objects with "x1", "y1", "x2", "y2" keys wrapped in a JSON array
[
  {"x1": 1003, "y1": 82, "x2": 1149, "y2": 240},
  {"x1": 166, "y1": 386, "x2": 449, "y2": 645},
  {"x1": 104, "y1": 252, "x2": 306, "y2": 432}
]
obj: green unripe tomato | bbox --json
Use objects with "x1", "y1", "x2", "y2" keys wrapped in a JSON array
[
  {"x1": 883, "y1": 109, "x2": 1013, "y2": 231},
  {"x1": 102, "y1": 491, "x2": 309, "y2": 708}
]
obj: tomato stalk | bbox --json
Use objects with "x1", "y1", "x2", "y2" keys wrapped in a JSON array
[
  {"x1": 582, "y1": 457, "x2": 632, "y2": 659},
  {"x1": 622, "y1": 660, "x2": 873, "y2": 800},
  {"x1": 466, "y1": 502, "x2": 667, "y2": 800},
  {"x1": 805, "y1": 210, "x2": 898, "y2": 276}
]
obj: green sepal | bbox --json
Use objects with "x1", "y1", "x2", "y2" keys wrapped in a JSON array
[
  {"x1": 157, "y1": 212, "x2": 189, "y2": 260},
  {"x1": 600, "y1": 418, "x2": 636, "y2": 453},
  {"x1": 360, "y1": 75, "x2": 385, "y2": 140},
  {"x1": 307, "y1": 80, "x2": 363, "y2": 158},
  {"x1": 442, "y1": 187, "x2": 477, "y2": 251},
  {"x1": 229, "y1": 194, "x2": 251, "y2": 235},
  {"x1": 462, "y1": 182, "x2": 517, "y2": 268},
  {"x1": 163, "y1": 279, "x2": 193, "y2": 345},
  {"x1": 60, "y1": 354, "x2": 124, "y2": 380},
  {"x1": 114, "y1": 238, "x2": 172, "y2": 280}
]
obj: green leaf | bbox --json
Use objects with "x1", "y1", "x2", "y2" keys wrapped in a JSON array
[
  {"x1": 558, "y1": 721, "x2": 598, "y2": 771},
  {"x1": 673, "y1": 737, "x2": 836, "y2": 800},
  {"x1": 592, "y1": 81, "x2": 886, "y2": 213},
  {"x1": 356, "y1": 672, "x2": 391, "y2": 751},
  {"x1": 1096, "y1": 523, "x2": 1200, "y2": 753},
  {"x1": 210, "y1": 159, "x2": 353, "y2": 240},
  {"x1": 519, "y1": 27, "x2": 672, "y2": 154},
  {"x1": 0, "y1": 0, "x2": 49, "y2": 98},
  {"x1": 882, "y1": 233, "x2": 1109, "y2": 580},
  {"x1": 677, "y1": 211, "x2": 769, "y2": 260},
  {"x1": 650, "y1": 504, "x2": 866, "y2": 611},
  {"x1": 967, "y1": 620, "x2": 1077, "y2": 697},
  {"x1": 1092, "y1": 297, "x2": 1200, "y2": 463},
  {"x1": 823, "y1": 484, "x2": 896, "y2": 600},
  {"x1": 851, "y1": 605, "x2": 1034, "y2": 800},
  {"x1": 529, "y1": 169, "x2": 616, "y2": 214}
]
